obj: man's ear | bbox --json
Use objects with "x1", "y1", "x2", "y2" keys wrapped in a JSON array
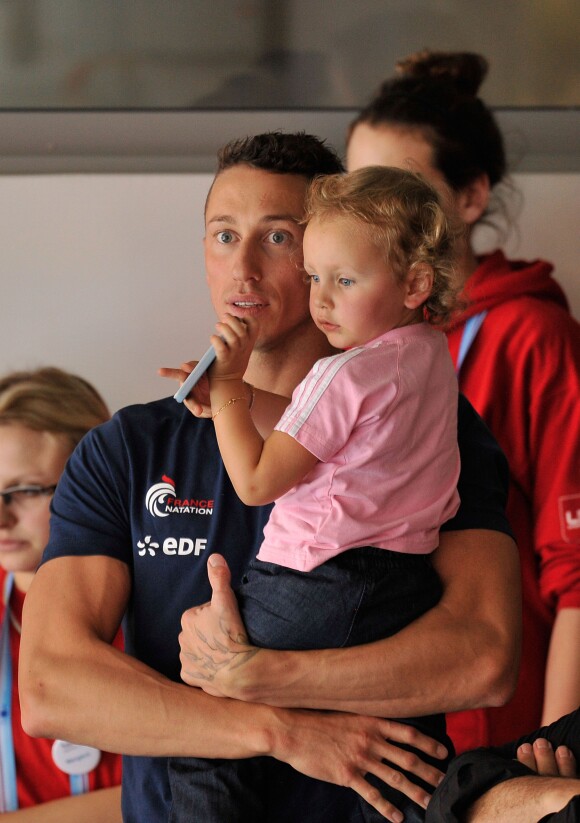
[
  {"x1": 404, "y1": 263, "x2": 434, "y2": 310},
  {"x1": 455, "y1": 173, "x2": 490, "y2": 226}
]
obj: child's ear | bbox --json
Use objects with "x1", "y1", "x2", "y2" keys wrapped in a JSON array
[{"x1": 404, "y1": 263, "x2": 434, "y2": 309}]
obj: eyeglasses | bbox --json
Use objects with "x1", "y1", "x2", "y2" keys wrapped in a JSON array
[{"x1": 0, "y1": 484, "x2": 57, "y2": 508}]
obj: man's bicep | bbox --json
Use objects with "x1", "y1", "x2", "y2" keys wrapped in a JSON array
[
  {"x1": 433, "y1": 529, "x2": 520, "y2": 617},
  {"x1": 20, "y1": 555, "x2": 131, "y2": 741},
  {"x1": 433, "y1": 529, "x2": 522, "y2": 704},
  {"x1": 24, "y1": 554, "x2": 130, "y2": 643}
]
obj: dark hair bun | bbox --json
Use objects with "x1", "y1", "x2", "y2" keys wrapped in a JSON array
[{"x1": 395, "y1": 50, "x2": 488, "y2": 98}]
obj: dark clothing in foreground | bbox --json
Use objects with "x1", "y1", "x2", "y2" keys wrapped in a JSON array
[{"x1": 427, "y1": 708, "x2": 580, "y2": 823}]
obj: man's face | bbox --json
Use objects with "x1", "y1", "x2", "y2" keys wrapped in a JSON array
[{"x1": 204, "y1": 165, "x2": 312, "y2": 352}]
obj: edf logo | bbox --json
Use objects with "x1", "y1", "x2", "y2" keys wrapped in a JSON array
[{"x1": 137, "y1": 535, "x2": 207, "y2": 557}]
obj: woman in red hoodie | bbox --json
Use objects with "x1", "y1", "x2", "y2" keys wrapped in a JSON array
[{"x1": 346, "y1": 49, "x2": 580, "y2": 754}]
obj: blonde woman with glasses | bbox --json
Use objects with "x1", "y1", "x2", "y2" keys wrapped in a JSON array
[{"x1": 0, "y1": 368, "x2": 122, "y2": 822}]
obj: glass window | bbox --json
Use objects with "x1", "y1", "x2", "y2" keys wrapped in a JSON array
[
  {"x1": 1, "y1": 0, "x2": 578, "y2": 109},
  {"x1": 0, "y1": 0, "x2": 577, "y2": 173}
]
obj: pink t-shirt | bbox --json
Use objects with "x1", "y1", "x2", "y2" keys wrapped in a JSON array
[{"x1": 257, "y1": 323, "x2": 460, "y2": 572}]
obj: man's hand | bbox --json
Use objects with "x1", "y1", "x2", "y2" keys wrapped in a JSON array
[
  {"x1": 158, "y1": 361, "x2": 212, "y2": 417},
  {"x1": 179, "y1": 553, "x2": 258, "y2": 695},
  {"x1": 271, "y1": 709, "x2": 447, "y2": 822}
]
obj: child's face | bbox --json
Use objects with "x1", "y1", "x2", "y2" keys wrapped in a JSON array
[{"x1": 303, "y1": 216, "x2": 420, "y2": 349}]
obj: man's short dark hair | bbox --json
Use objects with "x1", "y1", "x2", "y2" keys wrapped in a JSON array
[{"x1": 216, "y1": 131, "x2": 345, "y2": 180}]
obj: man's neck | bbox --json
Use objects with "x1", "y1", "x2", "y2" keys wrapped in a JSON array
[{"x1": 245, "y1": 323, "x2": 335, "y2": 397}]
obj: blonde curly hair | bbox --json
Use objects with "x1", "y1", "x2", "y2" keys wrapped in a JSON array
[{"x1": 304, "y1": 165, "x2": 465, "y2": 326}]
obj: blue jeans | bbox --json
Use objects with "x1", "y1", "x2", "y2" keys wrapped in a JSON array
[{"x1": 169, "y1": 547, "x2": 451, "y2": 822}]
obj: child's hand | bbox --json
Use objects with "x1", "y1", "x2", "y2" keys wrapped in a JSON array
[
  {"x1": 209, "y1": 314, "x2": 258, "y2": 382},
  {"x1": 158, "y1": 362, "x2": 212, "y2": 417}
]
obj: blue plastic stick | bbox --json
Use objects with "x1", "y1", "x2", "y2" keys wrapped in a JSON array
[{"x1": 173, "y1": 344, "x2": 217, "y2": 403}]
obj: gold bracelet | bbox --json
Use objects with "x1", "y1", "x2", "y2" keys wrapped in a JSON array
[{"x1": 211, "y1": 396, "x2": 248, "y2": 420}]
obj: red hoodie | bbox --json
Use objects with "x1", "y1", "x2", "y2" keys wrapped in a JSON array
[{"x1": 446, "y1": 250, "x2": 580, "y2": 752}]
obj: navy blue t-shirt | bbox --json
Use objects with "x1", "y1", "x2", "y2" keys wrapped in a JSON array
[
  {"x1": 43, "y1": 393, "x2": 512, "y2": 823},
  {"x1": 44, "y1": 397, "x2": 272, "y2": 820}
]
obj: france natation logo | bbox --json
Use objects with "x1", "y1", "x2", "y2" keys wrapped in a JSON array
[{"x1": 145, "y1": 475, "x2": 214, "y2": 517}]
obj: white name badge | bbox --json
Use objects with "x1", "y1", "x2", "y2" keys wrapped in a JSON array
[{"x1": 51, "y1": 740, "x2": 101, "y2": 775}]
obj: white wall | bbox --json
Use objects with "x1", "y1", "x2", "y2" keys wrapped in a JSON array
[
  {"x1": 1, "y1": 172, "x2": 578, "y2": 413},
  {"x1": 2, "y1": 174, "x2": 214, "y2": 412},
  {"x1": 474, "y1": 173, "x2": 579, "y2": 315}
]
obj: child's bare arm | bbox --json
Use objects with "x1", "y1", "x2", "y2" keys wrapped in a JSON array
[
  {"x1": 158, "y1": 360, "x2": 290, "y2": 439},
  {"x1": 209, "y1": 315, "x2": 317, "y2": 504}
]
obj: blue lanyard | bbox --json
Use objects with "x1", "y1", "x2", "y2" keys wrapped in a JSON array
[
  {"x1": 456, "y1": 311, "x2": 487, "y2": 374},
  {"x1": 1, "y1": 573, "x2": 18, "y2": 811},
  {"x1": 0, "y1": 574, "x2": 89, "y2": 810}
]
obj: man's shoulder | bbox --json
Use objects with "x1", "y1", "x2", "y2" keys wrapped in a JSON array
[
  {"x1": 100, "y1": 396, "x2": 212, "y2": 443},
  {"x1": 73, "y1": 396, "x2": 218, "y2": 481},
  {"x1": 113, "y1": 395, "x2": 183, "y2": 428}
]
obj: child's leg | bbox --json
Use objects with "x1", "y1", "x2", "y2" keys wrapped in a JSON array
[
  {"x1": 168, "y1": 547, "x2": 447, "y2": 823},
  {"x1": 167, "y1": 558, "x2": 368, "y2": 822},
  {"x1": 334, "y1": 547, "x2": 452, "y2": 777},
  {"x1": 330, "y1": 547, "x2": 451, "y2": 820},
  {"x1": 237, "y1": 553, "x2": 378, "y2": 649},
  {"x1": 237, "y1": 548, "x2": 452, "y2": 822}
]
